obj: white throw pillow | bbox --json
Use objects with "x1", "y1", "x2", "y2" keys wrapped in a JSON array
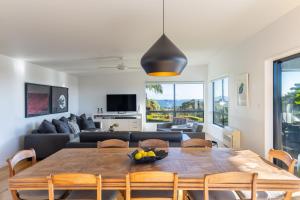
[{"x1": 68, "y1": 119, "x2": 80, "y2": 134}]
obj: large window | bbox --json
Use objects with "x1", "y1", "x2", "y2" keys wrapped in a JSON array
[
  {"x1": 146, "y1": 82, "x2": 204, "y2": 123},
  {"x1": 213, "y1": 78, "x2": 228, "y2": 127}
]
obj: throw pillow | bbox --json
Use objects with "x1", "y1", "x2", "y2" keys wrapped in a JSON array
[
  {"x1": 69, "y1": 114, "x2": 77, "y2": 122},
  {"x1": 52, "y1": 119, "x2": 71, "y2": 133},
  {"x1": 68, "y1": 118, "x2": 80, "y2": 134},
  {"x1": 37, "y1": 120, "x2": 57, "y2": 134},
  {"x1": 82, "y1": 117, "x2": 96, "y2": 130},
  {"x1": 70, "y1": 113, "x2": 86, "y2": 130},
  {"x1": 59, "y1": 116, "x2": 69, "y2": 123},
  {"x1": 70, "y1": 113, "x2": 80, "y2": 122}
]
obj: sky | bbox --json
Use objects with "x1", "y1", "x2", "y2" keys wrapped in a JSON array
[
  {"x1": 146, "y1": 83, "x2": 204, "y2": 100},
  {"x1": 282, "y1": 71, "x2": 300, "y2": 95},
  {"x1": 281, "y1": 57, "x2": 300, "y2": 95}
]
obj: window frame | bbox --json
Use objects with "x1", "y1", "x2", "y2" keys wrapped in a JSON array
[
  {"x1": 212, "y1": 77, "x2": 228, "y2": 127},
  {"x1": 145, "y1": 81, "x2": 205, "y2": 123}
]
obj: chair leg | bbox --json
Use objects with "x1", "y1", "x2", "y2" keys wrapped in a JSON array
[
  {"x1": 10, "y1": 190, "x2": 19, "y2": 200},
  {"x1": 182, "y1": 190, "x2": 189, "y2": 200},
  {"x1": 185, "y1": 191, "x2": 193, "y2": 200},
  {"x1": 284, "y1": 192, "x2": 292, "y2": 200},
  {"x1": 60, "y1": 190, "x2": 70, "y2": 199},
  {"x1": 119, "y1": 190, "x2": 126, "y2": 200}
]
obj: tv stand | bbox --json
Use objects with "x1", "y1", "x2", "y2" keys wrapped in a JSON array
[{"x1": 93, "y1": 113, "x2": 142, "y2": 131}]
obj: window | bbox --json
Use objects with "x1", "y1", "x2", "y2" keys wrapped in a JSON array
[
  {"x1": 213, "y1": 78, "x2": 228, "y2": 127},
  {"x1": 146, "y1": 82, "x2": 204, "y2": 123}
]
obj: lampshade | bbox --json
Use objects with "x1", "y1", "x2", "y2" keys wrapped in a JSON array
[{"x1": 140, "y1": 34, "x2": 187, "y2": 76}]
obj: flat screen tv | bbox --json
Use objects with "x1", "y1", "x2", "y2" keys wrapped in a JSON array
[{"x1": 106, "y1": 94, "x2": 137, "y2": 112}]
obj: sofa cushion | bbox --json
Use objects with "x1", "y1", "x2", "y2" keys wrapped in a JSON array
[
  {"x1": 66, "y1": 141, "x2": 97, "y2": 148},
  {"x1": 37, "y1": 120, "x2": 57, "y2": 134},
  {"x1": 68, "y1": 118, "x2": 81, "y2": 134},
  {"x1": 130, "y1": 132, "x2": 182, "y2": 142},
  {"x1": 82, "y1": 117, "x2": 96, "y2": 130},
  {"x1": 24, "y1": 133, "x2": 74, "y2": 160},
  {"x1": 52, "y1": 119, "x2": 71, "y2": 133},
  {"x1": 80, "y1": 132, "x2": 131, "y2": 143},
  {"x1": 59, "y1": 116, "x2": 69, "y2": 123}
]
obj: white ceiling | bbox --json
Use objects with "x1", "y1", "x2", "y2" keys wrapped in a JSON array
[{"x1": 0, "y1": 0, "x2": 300, "y2": 75}]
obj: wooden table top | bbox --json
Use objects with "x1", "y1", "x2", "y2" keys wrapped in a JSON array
[{"x1": 9, "y1": 148, "x2": 300, "y2": 191}]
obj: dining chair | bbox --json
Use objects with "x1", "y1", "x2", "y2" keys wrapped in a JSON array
[
  {"x1": 188, "y1": 172, "x2": 258, "y2": 200},
  {"x1": 126, "y1": 171, "x2": 178, "y2": 200},
  {"x1": 181, "y1": 139, "x2": 212, "y2": 148},
  {"x1": 7, "y1": 148, "x2": 67, "y2": 200},
  {"x1": 268, "y1": 149, "x2": 297, "y2": 174},
  {"x1": 47, "y1": 173, "x2": 118, "y2": 200},
  {"x1": 97, "y1": 139, "x2": 129, "y2": 148},
  {"x1": 237, "y1": 149, "x2": 297, "y2": 200},
  {"x1": 138, "y1": 139, "x2": 169, "y2": 148}
]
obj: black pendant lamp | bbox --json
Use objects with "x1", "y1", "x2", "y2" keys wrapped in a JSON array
[{"x1": 141, "y1": 0, "x2": 187, "y2": 76}]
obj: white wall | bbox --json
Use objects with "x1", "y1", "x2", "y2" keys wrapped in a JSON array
[
  {"x1": 207, "y1": 6, "x2": 300, "y2": 156},
  {"x1": 0, "y1": 54, "x2": 78, "y2": 167},
  {"x1": 78, "y1": 65, "x2": 208, "y2": 131}
]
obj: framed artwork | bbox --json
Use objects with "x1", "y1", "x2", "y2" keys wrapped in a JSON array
[
  {"x1": 25, "y1": 83, "x2": 51, "y2": 118},
  {"x1": 236, "y1": 73, "x2": 249, "y2": 106},
  {"x1": 51, "y1": 86, "x2": 68, "y2": 113}
]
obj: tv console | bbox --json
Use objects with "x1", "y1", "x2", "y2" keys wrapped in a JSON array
[{"x1": 93, "y1": 113, "x2": 142, "y2": 131}]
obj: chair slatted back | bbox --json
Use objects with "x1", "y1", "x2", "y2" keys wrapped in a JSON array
[
  {"x1": 47, "y1": 173, "x2": 102, "y2": 200},
  {"x1": 181, "y1": 139, "x2": 212, "y2": 148},
  {"x1": 268, "y1": 149, "x2": 297, "y2": 173},
  {"x1": 97, "y1": 139, "x2": 129, "y2": 148},
  {"x1": 139, "y1": 139, "x2": 169, "y2": 148},
  {"x1": 268, "y1": 149, "x2": 297, "y2": 199},
  {"x1": 204, "y1": 172, "x2": 258, "y2": 200},
  {"x1": 126, "y1": 171, "x2": 178, "y2": 200},
  {"x1": 7, "y1": 148, "x2": 36, "y2": 177}
]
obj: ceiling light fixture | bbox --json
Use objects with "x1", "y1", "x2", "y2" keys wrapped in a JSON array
[{"x1": 140, "y1": 0, "x2": 187, "y2": 76}]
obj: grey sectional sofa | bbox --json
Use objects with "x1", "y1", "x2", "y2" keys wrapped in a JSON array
[
  {"x1": 25, "y1": 129, "x2": 202, "y2": 160},
  {"x1": 24, "y1": 133, "x2": 77, "y2": 159}
]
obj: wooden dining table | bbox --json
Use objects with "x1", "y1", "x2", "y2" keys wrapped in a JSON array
[{"x1": 9, "y1": 148, "x2": 300, "y2": 198}]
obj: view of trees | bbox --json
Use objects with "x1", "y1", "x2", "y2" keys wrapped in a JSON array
[
  {"x1": 146, "y1": 83, "x2": 204, "y2": 123},
  {"x1": 280, "y1": 67, "x2": 300, "y2": 160},
  {"x1": 213, "y1": 100, "x2": 228, "y2": 127},
  {"x1": 213, "y1": 78, "x2": 228, "y2": 127},
  {"x1": 282, "y1": 83, "x2": 300, "y2": 124},
  {"x1": 145, "y1": 84, "x2": 163, "y2": 94}
]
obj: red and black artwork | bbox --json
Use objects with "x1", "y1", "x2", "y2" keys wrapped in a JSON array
[{"x1": 25, "y1": 83, "x2": 51, "y2": 117}]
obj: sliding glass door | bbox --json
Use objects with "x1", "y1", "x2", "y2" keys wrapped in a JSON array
[{"x1": 274, "y1": 54, "x2": 300, "y2": 160}]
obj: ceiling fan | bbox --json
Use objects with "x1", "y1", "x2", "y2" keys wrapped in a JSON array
[{"x1": 97, "y1": 57, "x2": 138, "y2": 71}]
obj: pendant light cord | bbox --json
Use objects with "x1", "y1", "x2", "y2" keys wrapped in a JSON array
[{"x1": 163, "y1": 0, "x2": 165, "y2": 34}]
